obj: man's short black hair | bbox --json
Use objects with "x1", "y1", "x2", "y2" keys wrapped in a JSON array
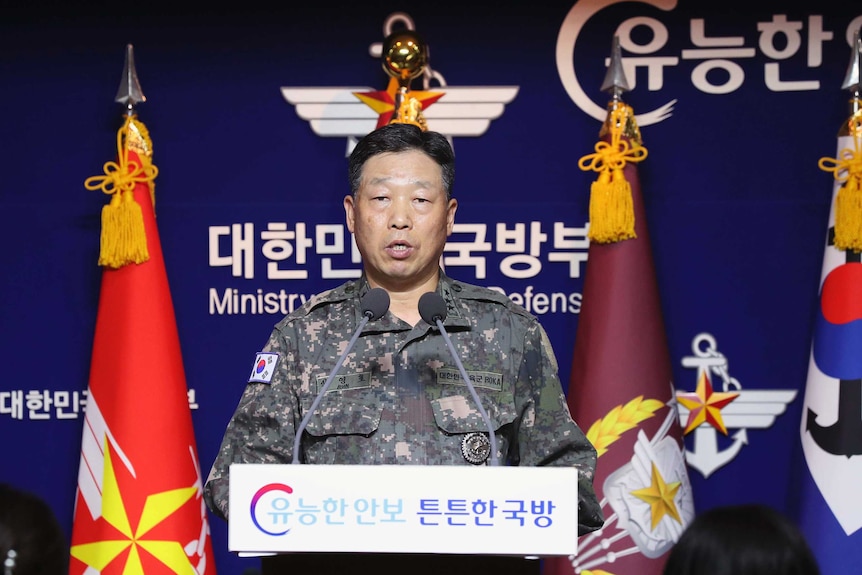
[{"x1": 348, "y1": 123, "x2": 455, "y2": 197}]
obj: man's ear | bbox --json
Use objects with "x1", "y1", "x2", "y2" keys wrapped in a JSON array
[
  {"x1": 446, "y1": 198, "x2": 458, "y2": 235},
  {"x1": 344, "y1": 194, "x2": 356, "y2": 233}
]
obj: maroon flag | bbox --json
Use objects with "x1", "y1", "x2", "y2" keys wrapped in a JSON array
[{"x1": 545, "y1": 39, "x2": 694, "y2": 575}]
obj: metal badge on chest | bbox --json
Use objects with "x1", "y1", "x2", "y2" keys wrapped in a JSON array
[{"x1": 461, "y1": 432, "x2": 491, "y2": 464}]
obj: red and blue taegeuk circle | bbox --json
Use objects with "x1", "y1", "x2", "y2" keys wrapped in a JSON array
[{"x1": 813, "y1": 262, "x2": 862, "y2": 380}]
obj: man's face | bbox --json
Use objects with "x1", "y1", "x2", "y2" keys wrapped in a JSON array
[{"x1": 344, "y1": 149, "x2": 457, "y2": 292}]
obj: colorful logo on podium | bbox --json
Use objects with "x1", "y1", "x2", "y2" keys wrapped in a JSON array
[{"x1": 250, "y1": 483, "x2": 294, "y2": 536}]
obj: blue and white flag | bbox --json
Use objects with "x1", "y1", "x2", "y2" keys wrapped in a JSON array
[{"x1": 799, "y1": 125, "x2": 862, "y2": 572}]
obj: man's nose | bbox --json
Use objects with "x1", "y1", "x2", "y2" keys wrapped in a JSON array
[{"x1": 389, "y1": 197, "x2": 412, "y2": 229}]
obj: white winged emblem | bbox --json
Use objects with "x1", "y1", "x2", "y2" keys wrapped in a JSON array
[
  {"x1": 279, "y1": 12, "x2": 519, "y2": 154},
  {"x1": 678, "y1": 333, "x2": 797, "y2": 478},
  {"x1": 281, "y1": 85, "x2": 519, "y2": 154}
]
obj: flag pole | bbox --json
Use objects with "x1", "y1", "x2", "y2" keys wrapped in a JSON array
[
  {"x1": 798, "y1": 27, "x2": 862, "y2": 573},
  {"x1": 819, "y1": 29, "x2": 862, "y2": 252},
  {"x1": 115, "y1": 43, "x2": 146, "y2": 113},
  {"x1": 578, "y1": 35, "x2": 647, "y2": 245},
  {"x1": 543, "y1": 34, "x2": 694, "y2": 575},
  {"x1": 84, "y1": 43, "x2": 158, "y2": 269},
  {"x1": 70, "y1": 45, "x2": 216, "y2": 575}
]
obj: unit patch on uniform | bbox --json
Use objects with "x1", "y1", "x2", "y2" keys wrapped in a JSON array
[
  {"x1": 248, "y1": 352, "x2": 279, "y2": 384},
  {"x1": 436, "y1": 368, "x2": 503, "y2": 391}
]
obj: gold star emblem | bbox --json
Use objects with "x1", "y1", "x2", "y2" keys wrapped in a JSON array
[
  {"x1": 631, "y1": 462, "x2": 682, "y2": 530},
  {"x1": 677, "y1": 370, "x2": 739, "y2": 435},
  {"x1": 353, "y1": 78, "x2": 444, "y2": 128},
  {"x1": 70, "y1": 440, "x2": 199, "y2": 575}
]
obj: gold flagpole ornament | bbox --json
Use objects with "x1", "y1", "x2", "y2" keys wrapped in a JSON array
[
  {"x1": 578, "y1": 35, "x2": 647, "y2": 244},
  {"x1": 819, "y1": 28, "x2": 862, "y2": 252},
  {"x1": 85, "y1": 44, "x2": 158, "y2": 269},
  {"x1": 382, "y1": 29, "x2": 429, "y2": 130}
]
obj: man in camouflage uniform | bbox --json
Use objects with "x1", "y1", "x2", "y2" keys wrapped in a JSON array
[{"x1": 204, "y1": 123, "x2": 603, "y2": 574}]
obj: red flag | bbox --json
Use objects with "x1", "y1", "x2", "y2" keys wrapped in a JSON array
[
  {"x1": 70, "y1": 114, "x2": 217, "y2": 575},
  {"x1": 544, "y1": 100, "x2": 694, "y2": 575}
]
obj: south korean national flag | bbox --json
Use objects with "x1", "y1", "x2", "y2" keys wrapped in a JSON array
[{"x1": 248, "y1": 352, "x2": 279, "y2": 384}]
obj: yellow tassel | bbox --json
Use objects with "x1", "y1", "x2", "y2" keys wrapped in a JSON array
[
  {"x1": 85, "y1": 114, "x2": 158, "y2": 269},
  {"x1": 578, "y1": 102, "x2": 647, "y2": 244},
  {"x1": 819, "y1": 126, "x2": 862, "y2": 252},
  {"x1": 98, "y1": 189, "x2": 149, "y2": 268},
  {"x1": 588, "y1": 168, "x2": 636, "y2": 244},
  {"x1": 834, "y1": 175, "x2": 862, "y2": 252}
]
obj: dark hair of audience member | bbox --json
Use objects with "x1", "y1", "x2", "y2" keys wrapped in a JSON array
[
  {"x1": 662, "y1": 504, "x2": 820, "y2": 575},
  {"x1": 0, "y1": 483, "x2": 68, "y2": 575}
]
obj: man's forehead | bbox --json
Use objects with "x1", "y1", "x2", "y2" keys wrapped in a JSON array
[
  {"x1": 362, "y1": 150, "x2": 437, "y2": 169},
  {"x1": 360, "y1": 151, "x2": 442, "y2": 190}
]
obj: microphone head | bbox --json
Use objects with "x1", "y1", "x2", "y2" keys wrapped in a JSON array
[
  {"x1": 418, "y1": 292, "x2": 448, "y2": 324},
  {"x1": 361, "y1": 287, "x2": 390, "y2": 320}
]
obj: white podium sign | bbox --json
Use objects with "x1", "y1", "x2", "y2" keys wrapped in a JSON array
[{"x1": 228, "y1": 463, "x2": 578, "y2": 557}]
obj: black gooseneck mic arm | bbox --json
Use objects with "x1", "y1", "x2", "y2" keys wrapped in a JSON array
[
  {"x1": 418, "y1": 292, "x2": 500, "y2": 466},
  {"x1": 291, "y1": 287, "x2": 390, "y2": 464}
]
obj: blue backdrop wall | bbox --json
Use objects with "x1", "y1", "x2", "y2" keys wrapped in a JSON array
[{"x1": 1, "y1": 1, "x2": 860, "y2": 573}]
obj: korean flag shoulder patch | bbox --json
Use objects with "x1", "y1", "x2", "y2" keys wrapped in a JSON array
[{"x1": 248, "y1": 352, "x2": 279, "y2": 384}]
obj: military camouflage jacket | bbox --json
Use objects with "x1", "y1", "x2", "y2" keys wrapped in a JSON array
[{"x1": 204, "y1": 272, "x2": 603, "y2": 534}]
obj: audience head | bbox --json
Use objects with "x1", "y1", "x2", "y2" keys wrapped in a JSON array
[
  {"x1": 0, "y1": 483, "x2": 68, "y2": 575},
  {"x1": 663, "y1": 504, "x2": 820, "y2": 575}
]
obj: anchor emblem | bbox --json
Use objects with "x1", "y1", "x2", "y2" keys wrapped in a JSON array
[
  {"x1": 678, "y1": 333, "x2": 796, "y2": 478},
  {"x1": 806, "y1": 378, "x2": 862, "y2": 456}
]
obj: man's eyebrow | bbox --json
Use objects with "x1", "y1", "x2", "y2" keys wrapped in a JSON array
[
  {"x1": 366, "y1": 176, "x2": 391, "y2": 187},
  {"x1": 365, "y1": 176, "x2": 434, "y2": 188}
]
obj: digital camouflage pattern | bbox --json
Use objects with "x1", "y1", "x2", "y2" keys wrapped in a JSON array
[{"x1": 204, "y1": 271, "x2": 603, "y2": 534}]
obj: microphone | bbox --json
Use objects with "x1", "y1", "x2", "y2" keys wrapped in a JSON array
[
  {"x1": 291, "y1": 287, "x2": 390, "y2": 464},
  {"x1": 418, "y1": 292, "x2": 500, "y2": 466}
]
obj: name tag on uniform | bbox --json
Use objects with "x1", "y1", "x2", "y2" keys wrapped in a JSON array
[
  {"x1": 436, "y1": 368, "x2": 503, "y2": 391},
  {"x1": 248, "y1": 352, "x2": 279, "y2": 383},
  {"x1": 313, "y1": 372, "x2": 373, "y2": 394}
]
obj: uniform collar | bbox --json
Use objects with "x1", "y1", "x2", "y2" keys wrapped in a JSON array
[
  {"x1": 339, "y1": 271, "x2": 472, "y2": 330},
  {"x1": 436, "y1": 271, "x2": 471, "y2": 329}
]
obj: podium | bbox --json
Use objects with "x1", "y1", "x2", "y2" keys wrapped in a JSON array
[{"x1": 228, "y1": 463, "x2": 579, "y2": 558}]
